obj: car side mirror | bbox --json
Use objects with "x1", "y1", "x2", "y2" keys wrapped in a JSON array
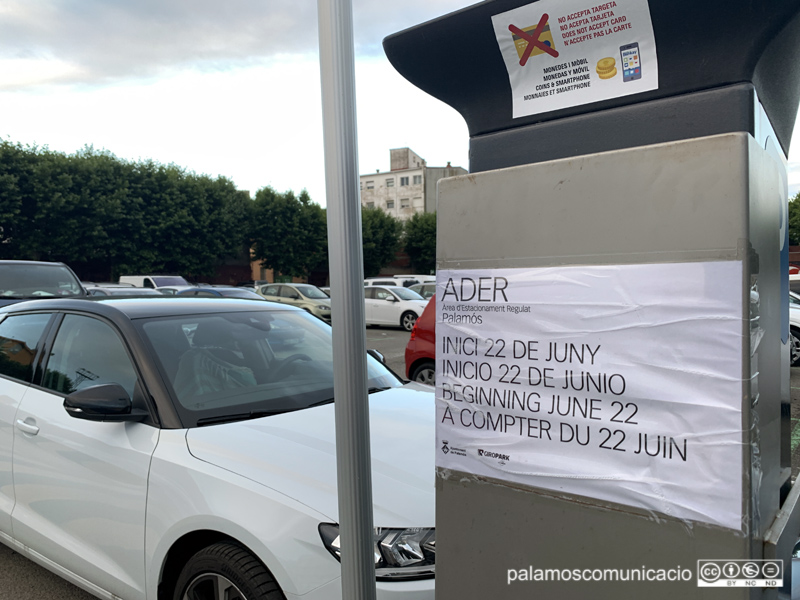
[
  {"x1": 63, "y1": 383, "x2": 149, "y2": 423},
  {"x1": 367, "y1": 349, "x2": 386, "y2": 363},
  {"x1": 385, "y1": 297, "x2": 397, "y2": 302}
]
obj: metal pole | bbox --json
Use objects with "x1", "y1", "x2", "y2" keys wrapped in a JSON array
[{"x1": 317, "y1": 1, "x2": 377, "y2": 599}]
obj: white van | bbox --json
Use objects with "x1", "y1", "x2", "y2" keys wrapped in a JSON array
[{"x1": 119, "y1": 275, "x2": 190, "y2": 289}]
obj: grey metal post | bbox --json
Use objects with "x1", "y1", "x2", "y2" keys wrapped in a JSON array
[{"x1": 317, "y1": 1, "x2": 377, "y2": 599}]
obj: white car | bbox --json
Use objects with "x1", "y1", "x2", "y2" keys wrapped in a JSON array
[
  {"x1": 790, "y1": 300, "x2": 800, "y2": 366},
  {"x1": 0, "y1": 297, "x2": 435, "y2": 600},
  {"x1": 365, "y1": 286, "x2": 428, "y2": 331}
]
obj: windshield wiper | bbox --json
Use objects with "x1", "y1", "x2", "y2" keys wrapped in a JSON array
[
  {"x1": 196, "y1": 408, "x2": 296, "y2": 426},
  {"x1": 307, "y1": 386, "x2": 391, "y2": 409}
]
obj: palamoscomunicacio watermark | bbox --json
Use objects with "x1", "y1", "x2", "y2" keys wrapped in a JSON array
[
  {"x1": 507, "y1": 566, "x2": 693, "y2": 585},
  {"x1": 507, "y1": 559, "x2": 783, "y2": 588}
]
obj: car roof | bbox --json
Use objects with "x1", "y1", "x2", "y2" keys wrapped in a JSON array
[
  {"x1": 0, "y1": 260, "x2": 69, "y2": 266},
  {"x1": 0, "y1": 297, "x2": 299, "y2": 320}
]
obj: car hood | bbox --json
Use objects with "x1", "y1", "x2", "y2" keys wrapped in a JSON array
[{"x1": 185, "y1": 384, "x2": 435, "y2": 526}]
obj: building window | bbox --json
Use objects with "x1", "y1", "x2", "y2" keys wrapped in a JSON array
[
  {"x1": 387, "y1": 200, "x2": 395, "y2": 209},
  {"x1": 413, "y1": 175, "x2": 422, "y2": 185},
  {"x1": 400, "y1": 198, "x2": 410, "y2": 208},
  {"x1": 400, "y1": 176, "x2": 409, "y2": 186},
  {"x1": 366, "y1": 180, "x2": 374, "y2": 189},
  {"x1": 386, "y1": 178, "x2": 394, "y2": 187},
  {"x1": 366, "y1": 202, "x2": 374, "y2": 208}
]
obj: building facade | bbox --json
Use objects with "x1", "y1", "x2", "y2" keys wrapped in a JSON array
[{"x1": 359, "y1": 148, "x2": 467, "y2": 220}]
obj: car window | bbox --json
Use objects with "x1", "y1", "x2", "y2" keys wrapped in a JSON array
[
  {"x1": 393, "y1": 288, "x2": 424, "y2": 301},
  {"x1": 152, "y1": 276, "x2": 190, "y2": 287},
  {"x1": 262, "y1": 285, "x2": 280, "y2": 296},
  {"x1": 0, "y1": 263, "x2": 85, "y2": 299},
  {"x1": 364, "y1": 288, "x2": 377, "y2": 300},
  {"x1": 139, "y1": 309, "x2": 401, "y2": 427},
  {"x1": 42, "y1": 314, "x2": 139, "y2": 399},
  {"x1": 376, "y1": 288, "x2": 393, "y2": 301},
  {"x1": 0, "y1": 313, "x2": 52, "y2": 382},
  {"x1": 279, "y1": 287, "x2": 297, "y2": 299},
  {"x1": 294, "y1": 285, "x2": 328, "y2": 300}
]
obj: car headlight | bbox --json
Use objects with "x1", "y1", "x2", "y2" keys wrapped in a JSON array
[
  {"x1": 318, "y1": 305, "x2": 331, "y2": 311},
  {"x1": 319, "y1": 523, "x2": 435, "y2": 580}
]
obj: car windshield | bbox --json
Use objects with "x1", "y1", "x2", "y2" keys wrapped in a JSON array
[
  {"x1": 293, "y1": 285, "x2": 328, "y2": 299},
  {"x1": 139, "y1": 309, "x2": 401, "y2": 427},
  {"x1": 152, "y1": 276, "x2": 190, "y2": 286},
  {"x1": 392, "y1": 287, "x2": 425, "y2": 301},
  {"x1": 0, "y1": 264, "x2": 85, "y2": 298}
]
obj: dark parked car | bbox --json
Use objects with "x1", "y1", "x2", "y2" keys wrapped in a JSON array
[
  {"x1": 405, "y1": 294, "x2": 436, "y2": 385},
  {"x1": 0, "y1": 261, "x2": 86, "y2": 308}
]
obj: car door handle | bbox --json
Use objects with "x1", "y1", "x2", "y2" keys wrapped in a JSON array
[{"x1": 15, "y1": 419, "x2": 39, "y2": 435}]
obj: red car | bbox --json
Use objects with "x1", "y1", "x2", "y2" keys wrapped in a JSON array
[{"x1": 405, "y1": 294, "x2": 436, "y2": 385}]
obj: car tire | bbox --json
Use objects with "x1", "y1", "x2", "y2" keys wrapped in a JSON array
[
  {"x1": 411, "y1": 361, "x2": 435, "y2": 386},
  {"x1": 401, "y1": 311, "x2": 418, "y2": 332},
  {"x1": 792, "y1": 328, "x2": 800, "y2": 367},
  {"x1": 173, "y1": 542, "x2": 285, "y2": 600}
]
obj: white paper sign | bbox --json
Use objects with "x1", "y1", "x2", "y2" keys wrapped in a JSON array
[
  {"x1": 491, "y1": 0, "x2": 658, "y2": 118},
  {"x1": 436, "y1": 262, "x2": 744, "y2": 531}
]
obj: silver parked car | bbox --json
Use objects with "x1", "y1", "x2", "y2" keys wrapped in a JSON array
[{"x1": 258, "y1": 283, "x2": 332, "y2": 322}]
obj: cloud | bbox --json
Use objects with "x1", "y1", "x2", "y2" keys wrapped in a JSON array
[{"x1": 0, "y1": 0, "x2": 471, "y2": 88}]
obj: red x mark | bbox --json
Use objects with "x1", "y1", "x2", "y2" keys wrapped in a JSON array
[{"x1": 509, "y1": 13, "x2": 559, "y2": 66}]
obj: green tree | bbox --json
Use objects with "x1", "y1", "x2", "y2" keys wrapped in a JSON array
[
  {"x1": 251, "y1": 187, "x2": 327, "y2": 278},
  {"x1": 789, "y1": 191, "x2": 800, "y2": 246},
  {"x1": 299, "y1": 190, "x2": 329, "y2": 274},
  {"x1": 403, "y1": 211, "x2": 436, "y2": 274},
  {"x1": 361, "y1": 207, "x2": 402, "y2": 277},
  {"x1": 0, "y1": 141, "x2": 254, "y2": 280}
]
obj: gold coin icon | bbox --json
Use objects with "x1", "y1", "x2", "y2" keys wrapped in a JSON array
[
  {"x1": 597, "y1": 67, "x2": 617, "y2": 79},
  {"x1": 597, "y1": 57, "x2": 616, "y2": 72}
]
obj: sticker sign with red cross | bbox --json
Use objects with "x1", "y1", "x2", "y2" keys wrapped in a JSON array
[{"x1": 491, "y1": 0, "x2": 658, "y2": 118}]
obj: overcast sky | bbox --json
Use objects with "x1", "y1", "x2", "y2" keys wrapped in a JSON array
[{"x1": 1, "y1": 0, "x2": 799, "y2": 206}]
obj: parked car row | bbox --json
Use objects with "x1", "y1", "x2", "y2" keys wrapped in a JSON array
[{"x1": 255, "y1": 283, "x2": 429, "y2": 331}]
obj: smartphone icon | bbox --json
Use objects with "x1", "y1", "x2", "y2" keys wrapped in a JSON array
[{"x1": 620, "y1": 42, "x2": 641, "y2": 82}]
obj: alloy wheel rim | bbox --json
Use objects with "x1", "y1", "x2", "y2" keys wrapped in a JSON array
[{"x1": 182, "y1": 573, "x2": 248, "y2": 600}]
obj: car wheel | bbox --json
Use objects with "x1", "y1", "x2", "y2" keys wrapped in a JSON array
[
  {"x1": 792, "y1": 328, "x2": 800, "y2": 367},
  {"x1": 174, "y1": 542, "x2": 285, "y2": 600},
  {"x1": 401, "y1": 311, "x2": 418, "y2": 332},
  {"x1": 411, "y1": 361, "x2": 435, "y2": 386}
]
